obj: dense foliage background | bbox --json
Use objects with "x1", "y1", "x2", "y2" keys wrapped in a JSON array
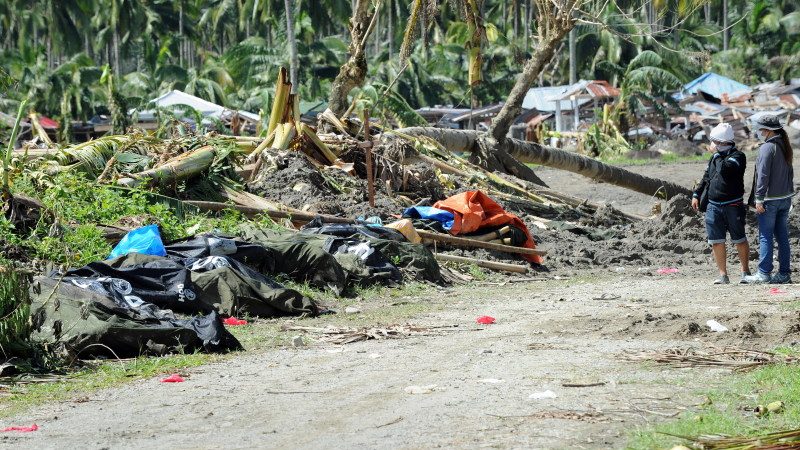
[{"x1": 0, "y1": 0, "x2": 798, "y2": 127}]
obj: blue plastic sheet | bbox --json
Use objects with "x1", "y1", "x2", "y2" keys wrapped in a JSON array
[
  {"x1": 108, "y1": 224, "x2": 167, "y2": 259},
  {"x1": 402, "y1": 206, "x2": 455, "y2": 231}
]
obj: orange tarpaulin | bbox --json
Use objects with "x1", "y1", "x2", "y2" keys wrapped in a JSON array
[{"x1": 433, "y1": 191, "x2": 542, "y2": 264}]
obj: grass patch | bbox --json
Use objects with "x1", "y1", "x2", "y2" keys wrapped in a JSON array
[
  {"x1": 0, "y1": 352, "x2": 217, "y2": 418},
  {"x1": 627, "y1": 360, "x2": 800, "y2": 449},
  {"x1": 601, "y1": 153, "x2": 708, "y2": 166}
]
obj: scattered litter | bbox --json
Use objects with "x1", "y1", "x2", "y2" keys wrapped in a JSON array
[
  {"x1": 529, "y1": 390, "x2": 557, "y2": 400},
  {"x1": 108, "y1": 224, "x2": 167, "y2": 259},
  {"x1": 283, "y1": 324, "x2": 456, "y2": 345},
  {"x1": 706, "y1": 319, "x2": 729, "y2": 333},
  {"x1": 477, "y1": 349, "x2": 493, "y2": 354},
  {"x1": 404, "y1": 384, "x2": 437, "y2": 394},
  {"x1": 769, "y1": 288, "x2": 788, "y2": 295},
  {"x1": 656, "y1": 267, "x2": 679, "y2": 275},
  {"x1": 476, "y1": 316, "x2": 496, "y2": 325},
  {"x1": 160, "y1": 374, "x2": 185, "y2": 383},
  {"x1": 368, "y1": 353, "x2": 382, "y2": 359},
  {"x1": 622, "y1": 346, "x2": 796, "y2": 371},
  {"x1": 344, "y1": 306, "x2": 362, "y2": 314},
  {"x1": 755, "y1": 400, "x2": 785, "y2": 417},
  {"x1": 1, "y1": 424, "x2": 38, "y2": 433},
  {"x1": 479, "y1": 378, "x2": 505, "y2": 384},
  {"x1": 592, "y1": 293, "x2": 621, "y2": 301},
  {"x1": 292, "y1": 336, "x2": 306, "y2": 348},
  {"x1": 223, "y1": 317, "x2": 248, "y2": 326}
]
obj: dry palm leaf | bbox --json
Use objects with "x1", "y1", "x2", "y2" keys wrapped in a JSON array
[
  {"x1": 622, "y1": 346, "x2": 797, "y2": 372},
  {"x1": 666, "y1": 428, "x2": 800, "y2": 449}
]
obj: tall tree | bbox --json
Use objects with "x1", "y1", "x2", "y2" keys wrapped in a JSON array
[{"x1": 285, "y1": 0, "x2": 300, "y2": 91}]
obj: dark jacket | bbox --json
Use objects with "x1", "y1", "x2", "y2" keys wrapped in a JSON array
[
  {"x1": 693, "y1": 147, "x2": 746, "y2": 205},
  {"x1": 753, "y1": 135, "x2": 794, "y2": 203}
]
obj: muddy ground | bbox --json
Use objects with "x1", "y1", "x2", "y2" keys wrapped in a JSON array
[{"x1": 3, "y1": 155, "x2": 800, "y2": 449}]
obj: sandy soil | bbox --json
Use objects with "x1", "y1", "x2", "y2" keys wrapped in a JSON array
[
  {"x1": 4, "y1": 155, "x2": 800, "y2": 450},
  {"x1": 4, "y1": 274, "x2": 799, "y2": 450}
]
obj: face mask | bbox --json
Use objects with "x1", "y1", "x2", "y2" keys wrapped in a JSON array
[{"x1": 756, "y1": 130, "x2": 767, "y2": 142}]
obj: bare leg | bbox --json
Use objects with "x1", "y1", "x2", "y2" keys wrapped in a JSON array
[
  {"x1": 711, "y1": 243, "x2": 727, "y2": 276},
  {"x1": 735, "y1": 241, "x2": 750, "y2": 274}
]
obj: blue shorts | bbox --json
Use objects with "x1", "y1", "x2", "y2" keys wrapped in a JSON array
[{"x1": 705, "y1": 202, "x2": 747, "y2": 244}]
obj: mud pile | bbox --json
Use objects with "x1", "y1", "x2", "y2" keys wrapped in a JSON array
[
  {"x1": 538, "y1": 195, "x2": 711, "y2": 271},
  {"x1": 247, "y1": 152, "x2": 405, "y2": 218}
]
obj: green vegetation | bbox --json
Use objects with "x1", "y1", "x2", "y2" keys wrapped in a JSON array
[
  {"x1": 601, "y1": 153, "x2": 708, "y2": 166},
  {"x1": 628, "y1": 359, "x2": 800, "y2": 449},
  {"x1": 1, "y1": 1, "x2": 798, "y2": 143}
]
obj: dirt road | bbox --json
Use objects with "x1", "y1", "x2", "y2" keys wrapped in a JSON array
[{"x1": 4, "y1": 274, "x2": 798, "y2": 449}]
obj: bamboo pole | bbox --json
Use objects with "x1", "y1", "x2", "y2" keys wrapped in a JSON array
[
  {"x1": 433, "y1": 253, "x2": 529, "y2": 274},
  {"x1": 184, "y1": 200, "x2": 352, "y2": 224},
  {"x1": 417, "y1": 230, "x2": 547, "y2": 257}
]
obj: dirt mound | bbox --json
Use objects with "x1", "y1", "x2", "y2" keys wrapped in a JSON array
[
  {"x1": 247, "y1": 152, "x2": 406, "y2": 217},
  {"x1": 536, "y1": 195, "x2": 710, "y2": 271}
]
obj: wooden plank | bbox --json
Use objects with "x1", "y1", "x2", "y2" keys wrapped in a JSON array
[
  {"x1": 433, "y1": 253, "x2": 529, "y2": 274},
  {"x1": 417, "y1": 230, "x2": 547, "y2": 257}
]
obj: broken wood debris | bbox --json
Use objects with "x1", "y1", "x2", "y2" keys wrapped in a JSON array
[
  {"x1": 281, "y1": 324, "x2": 459, "y2": 345},
  {"x1": 433, "y1": 253, "x2": 529, "y2": 274},
  {"x1": 621, "y1": 346, "x2": 797, "y2": 372}
]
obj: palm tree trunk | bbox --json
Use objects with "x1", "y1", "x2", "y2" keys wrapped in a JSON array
[
  {"x1": 284, "y1": 0, "x2": 299, "y2": 91},
  {"x1": 525, "y1": 1, "x2": 532, "y2": 63},
  {"x1": 722, "y1": 0, "x2": 729, "y2": 51},
  {"x1": 327, "y1": 0, "x2": 375, "y2": 116},
  {"x1": 489, "y1": 22, "x2": 573, "y2": 141},
  {"x1": 393, "y1": 128, "x2": 691, "y2": 199},
  {"x1": 113, "y1": 28, "x2": 121, "y2": 76},
  {"x1": 568, "y1": 27, "x2": 576, "y2": 84},
  {"x1": 179, "y1": 1, "x2": 184, "y2": 66},
  {"x1": 388, "y1": 0, "x2": 394, "y2": 60}
]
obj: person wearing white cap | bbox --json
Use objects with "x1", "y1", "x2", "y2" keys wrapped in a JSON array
[
  {"x1": 691, "y1": 123, "x2": 751, "y2": 284},
  {"x1": 743, "y1": 114, "x2": 795, "y2": 284}
]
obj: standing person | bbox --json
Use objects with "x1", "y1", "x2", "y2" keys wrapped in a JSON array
[
  {"x1": 692, "y1": 123, "x2": 751, "y2": 284},
  {"x1": 743, "y1": 115, "x2": 795, "y2": 284}
]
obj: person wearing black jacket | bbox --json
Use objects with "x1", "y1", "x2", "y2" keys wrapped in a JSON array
[{"x1": 691, "y1": 123, "x2": 751, "y2": 284}]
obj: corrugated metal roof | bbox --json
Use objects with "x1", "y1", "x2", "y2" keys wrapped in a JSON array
[
  {"x1": 449, "y1": 103, "x2": 504, "y2": 122},
  {"x1": 522, "y1": 84, "x2": 592, "y2": 112},
  {"x1": 586, "y1": 80, "x2": 620, "y2": 98},
  {"x1": 675, "y1": 72, "x2": 751, "y2": 101},
  {"x1": 682, "y1": 101, "x2": 728, "y2": 116}
]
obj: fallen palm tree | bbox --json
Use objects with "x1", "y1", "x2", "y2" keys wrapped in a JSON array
[{"x1": 392, "y1": 127, "x2": 692, "y2": 200}]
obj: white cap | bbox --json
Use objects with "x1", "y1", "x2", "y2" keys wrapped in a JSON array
[{"x1": 709, "y1": 123, "x2": 734, "y2": 143}]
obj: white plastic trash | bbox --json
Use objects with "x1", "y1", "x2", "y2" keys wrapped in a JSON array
[
  {"x1": 529, "y1": 390, "x2": 557, "y2": 400},
  {"x1": 706, "y1": 320, "x2": 728, "y2": 333}
]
